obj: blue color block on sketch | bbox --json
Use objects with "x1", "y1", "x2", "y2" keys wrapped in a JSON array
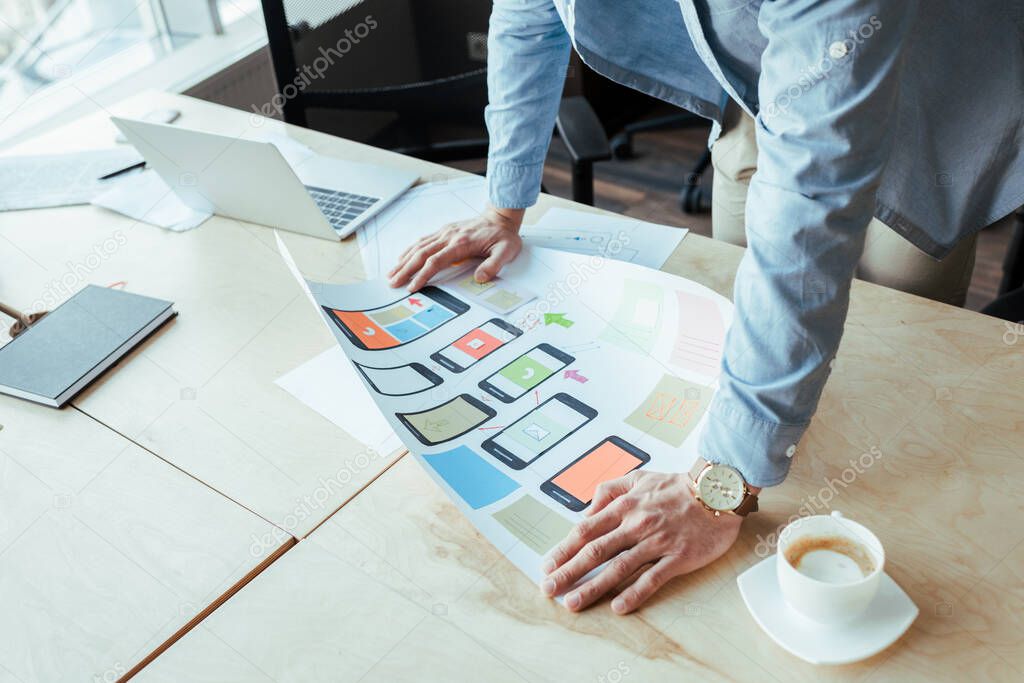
[
  {"x1": 384, "y1": 318, "x2": 427, "y2": 342},
  {"x1": 412, "y1": 304, "x2": 454, "y2": 329},
  {"x1": 422, "y1": 446, "x2": 519, "y2": 510}
]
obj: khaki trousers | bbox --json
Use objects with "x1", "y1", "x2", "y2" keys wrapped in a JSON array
[{"x1": 710, "y1": 105, "x2": 979, "y2": 307}]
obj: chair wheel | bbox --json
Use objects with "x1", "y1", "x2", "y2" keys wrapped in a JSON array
[
  {"x1": 610, "y1": 133, "x2": 634, "y2": 160},
  {"x1": 680, "y1": 185, "x2": 709, "y2": 214}
]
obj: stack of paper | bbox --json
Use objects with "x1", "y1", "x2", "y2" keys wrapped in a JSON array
[{"x1": 0, "y1": 148, "x2": 143, "y2": 211}]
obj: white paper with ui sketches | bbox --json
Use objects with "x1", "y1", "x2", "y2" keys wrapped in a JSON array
[
  {"x1": 524, "y1": 207, "x2": 687, "y2": 270},
  {"x1": 358, "y1": 177, "x2": 688, "y2": 277},
  {"x1": 358, "y1": 176, "x2": 489, "y2": 278},
  {"x1": 0, "y1": 148, "x2": 143, "y2": 211},
  {"x1": 276, "y1": 232, "x2": 732, "y2": 592}
]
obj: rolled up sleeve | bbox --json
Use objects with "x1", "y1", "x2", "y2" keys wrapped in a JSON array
[
  {"x1": 485, "y1": 0, "x2": 571, "y2": 209},
  {"x1": 699, "y1": 0, "x2": 918, "y2": 487}
]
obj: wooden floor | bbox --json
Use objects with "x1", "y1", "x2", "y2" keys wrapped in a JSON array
[{"x1": 531, "y1": 123, "x2": 1015, "y2": 313}]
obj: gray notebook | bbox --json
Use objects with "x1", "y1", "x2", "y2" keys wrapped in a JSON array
[{"x1": 0, "y1": 285, "x2": 175, "y2": 407}]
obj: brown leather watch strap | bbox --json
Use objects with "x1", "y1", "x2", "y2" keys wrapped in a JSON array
[{"x1": 733, "y1": 490, "x2": 759, "y2": 516}]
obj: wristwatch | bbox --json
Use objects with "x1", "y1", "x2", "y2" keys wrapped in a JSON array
[{"x1": 689, "y1": 459, "x2": 759, "y2": 516}]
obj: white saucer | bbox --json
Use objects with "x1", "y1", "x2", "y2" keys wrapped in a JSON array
[{"x1": 737, "y1": 555, "x2": 918, "y2": 665}]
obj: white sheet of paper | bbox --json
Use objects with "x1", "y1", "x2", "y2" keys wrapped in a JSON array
[
  {"x1": 0, "y1": 148, "x2": 143, "y2": 210},
  {"x1": 91, "y1": 170, "x2": 212, "y2": 232},
  {"x1": 523, "y1": 207, "x2": 687, "y2": 270},
  {"x1": 358, "y1": 176, "x2": 490, "y2": 278},
  {"x1": 357, "y1": 178, "x2": 688, "y2": 277},
  {"x1": 275, "y1": 346, "x2": 403, "y2": 456}
]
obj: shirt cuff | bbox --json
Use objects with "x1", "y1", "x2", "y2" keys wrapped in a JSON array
[
  {"x1": 698, "y1": 394, "x2": 808, "y2": 488},
  {"x1": 486, "y1": 159, "x2": 544, "y2": 210}
]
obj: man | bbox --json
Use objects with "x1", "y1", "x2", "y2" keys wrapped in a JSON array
[{"x1": 389, "y1": 0, "x2": 1024, "y2": 614}]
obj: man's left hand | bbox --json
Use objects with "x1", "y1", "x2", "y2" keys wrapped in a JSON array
[{"x1": 540, "y1": 471, "x2": 743, "y2": 614}]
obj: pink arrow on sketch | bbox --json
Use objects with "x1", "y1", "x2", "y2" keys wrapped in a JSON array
[{"x1": 563, "y1": 369, "x2": 589, "y2": 383}]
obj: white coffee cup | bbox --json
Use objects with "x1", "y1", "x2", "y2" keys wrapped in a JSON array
[{"x1": 776, "y1": 510, "x2": 885, "y2": 624}]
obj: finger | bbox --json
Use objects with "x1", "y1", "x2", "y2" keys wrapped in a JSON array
[
  {"x1": 587, "y1": 471, "x2": 640, "y2": 517},
  {"x1": 389, "y1": 234, "x2": 444, "y2": 280},
  {"x1": 388, "y1": 240, "x2": 446, "y2": 288},
  {"x1": 610, "y1": 557, "x2": 680, "y2": 615},
  {"x1": 406, "y1": 244, "x2": 464, "y2": 292},
  {"x1": 390, "y1": 233, "x2": 444, "y2": 277},
  {"x1": 541, "y1": 527, "x2": 636, "y2": 599},
  {"x1": 542, "y1": 503, "x2": 626, "y2": 575},
  {"x1": 474, "y1": 238, "x2": 521, "y2": 283},
  {"x1": 562, "y1": 542, "x2": 659, "y2": 612}
]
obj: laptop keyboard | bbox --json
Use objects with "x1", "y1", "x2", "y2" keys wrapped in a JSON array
[{"x1": 306, "y1": 186, "x2": 379, "y2": 232}]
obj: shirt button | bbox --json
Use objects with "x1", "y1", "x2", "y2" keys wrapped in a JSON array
[
  {"x1": 785, "y1": 445, "x2": 797, "y2": 458},
  {"x1": 828, "y1": 41, "x2": 849, "y2": 59}
]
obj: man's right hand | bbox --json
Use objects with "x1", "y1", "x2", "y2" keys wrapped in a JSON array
[{"x1": 388, "y1": 205, "x2": 525, "y2": 292}]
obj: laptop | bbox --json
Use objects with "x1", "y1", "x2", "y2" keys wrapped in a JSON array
[{"x1": 110, "y1": 117, "x2": 419, "y2": 240}]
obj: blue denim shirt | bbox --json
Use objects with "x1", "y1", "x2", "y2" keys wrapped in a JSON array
[{"x1": 484, "y1": 0, "x2": 1024, "y2": 487}]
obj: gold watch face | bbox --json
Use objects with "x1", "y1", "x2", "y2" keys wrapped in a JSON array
[{"x1": 697, "y1": 464, "x2": 745, "y2": 511}]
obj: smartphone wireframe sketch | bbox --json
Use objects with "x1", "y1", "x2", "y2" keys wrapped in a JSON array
[
  {"x1": 478, "y1": 343, "x2": 574, "y2": 403},
  {"x1": 430, "y1": 318, "x2": 522, "y2": 373},
  {"x1": 354, "y1": 361, "x2": 443, "y2": 396},
  {"x1": 540, "y1": 436, "x2": 650, "y2": 511},
  {"x1": 323, "y1": 286, "x2": 469, "y2": 350},
  {"x1": 396, "y1": 394, "x2": 497, "y2": 446},
  {"x1": 481, "y1": 393, "x2": 596, "y2": 470}
]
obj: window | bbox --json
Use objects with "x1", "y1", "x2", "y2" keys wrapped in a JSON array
[{"x1": 0, "y1": 0, "x2": 264, "y2": 143}]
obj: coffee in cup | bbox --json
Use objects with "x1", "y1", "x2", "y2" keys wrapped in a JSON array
[
  {"x1": 783, "y1": 534, "x2": 876, "y2": 583},
  {"x1": 776, "y1": 511, "x2": 885, "y2": 624}
]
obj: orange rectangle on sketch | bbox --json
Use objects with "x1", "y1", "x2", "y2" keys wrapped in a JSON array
[
  {"x1": 332, "y1": 310, "x2": 398, "y2": 349},
  {"x1": 453, "y1": 327, "x2": 502, "y2": 360},
  {"x1": 553, "y1": 441, "x2": 643, "y2": 504}
]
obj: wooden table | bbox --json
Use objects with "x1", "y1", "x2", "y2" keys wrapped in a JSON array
[
  {"x1": 0, "y1": 398, "x2": 291, "y2": 682},
  {"x1": 2, "y1": 92, "x2": 1022, "y2": 681}
]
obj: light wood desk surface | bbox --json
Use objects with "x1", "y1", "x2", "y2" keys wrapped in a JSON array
[
  {"x1": 3, "y1": 92, "x2": 1023, "y2": 681},
  {"x1": 0, "y1": 399, "x2": 291, "y2": 682}
]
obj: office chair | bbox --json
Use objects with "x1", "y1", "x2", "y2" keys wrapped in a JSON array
[
  {"x1": 260, "y1": 0, "x2": 609, "y2": 203},
  {"x1": 260, "y1": 0, "x2": 489, "y2": 161},
  {"x1": 617, "y1": 125, "x2": 712, "y2": 215},
  {"x1": 981, "y1": 207, "x2": 1024, "y2": 322},
  {"x1": 565, "y1": 60, "x2": 713, "y2": 215},
  {"x1": 997, "y1": 208, "x2": 1024, "y2": 296}
]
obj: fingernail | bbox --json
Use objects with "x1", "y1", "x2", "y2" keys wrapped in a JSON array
[
  {"x1": 566, "y1": 593, "x2": 581, "y2": 609},
  {"x1": 541, "y1": 558, "x2": 556, "y2": 574},
  {"x1": 540, "y1": 578, "x2": 556, "y2": 596},
  {"x1": 611, "y1": 598, "x2": 627, "y2": 614}
]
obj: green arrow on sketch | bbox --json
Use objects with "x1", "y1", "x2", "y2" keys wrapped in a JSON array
[{"x1": 544, "y1": 313, "x2": 574, "y2": 328}]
